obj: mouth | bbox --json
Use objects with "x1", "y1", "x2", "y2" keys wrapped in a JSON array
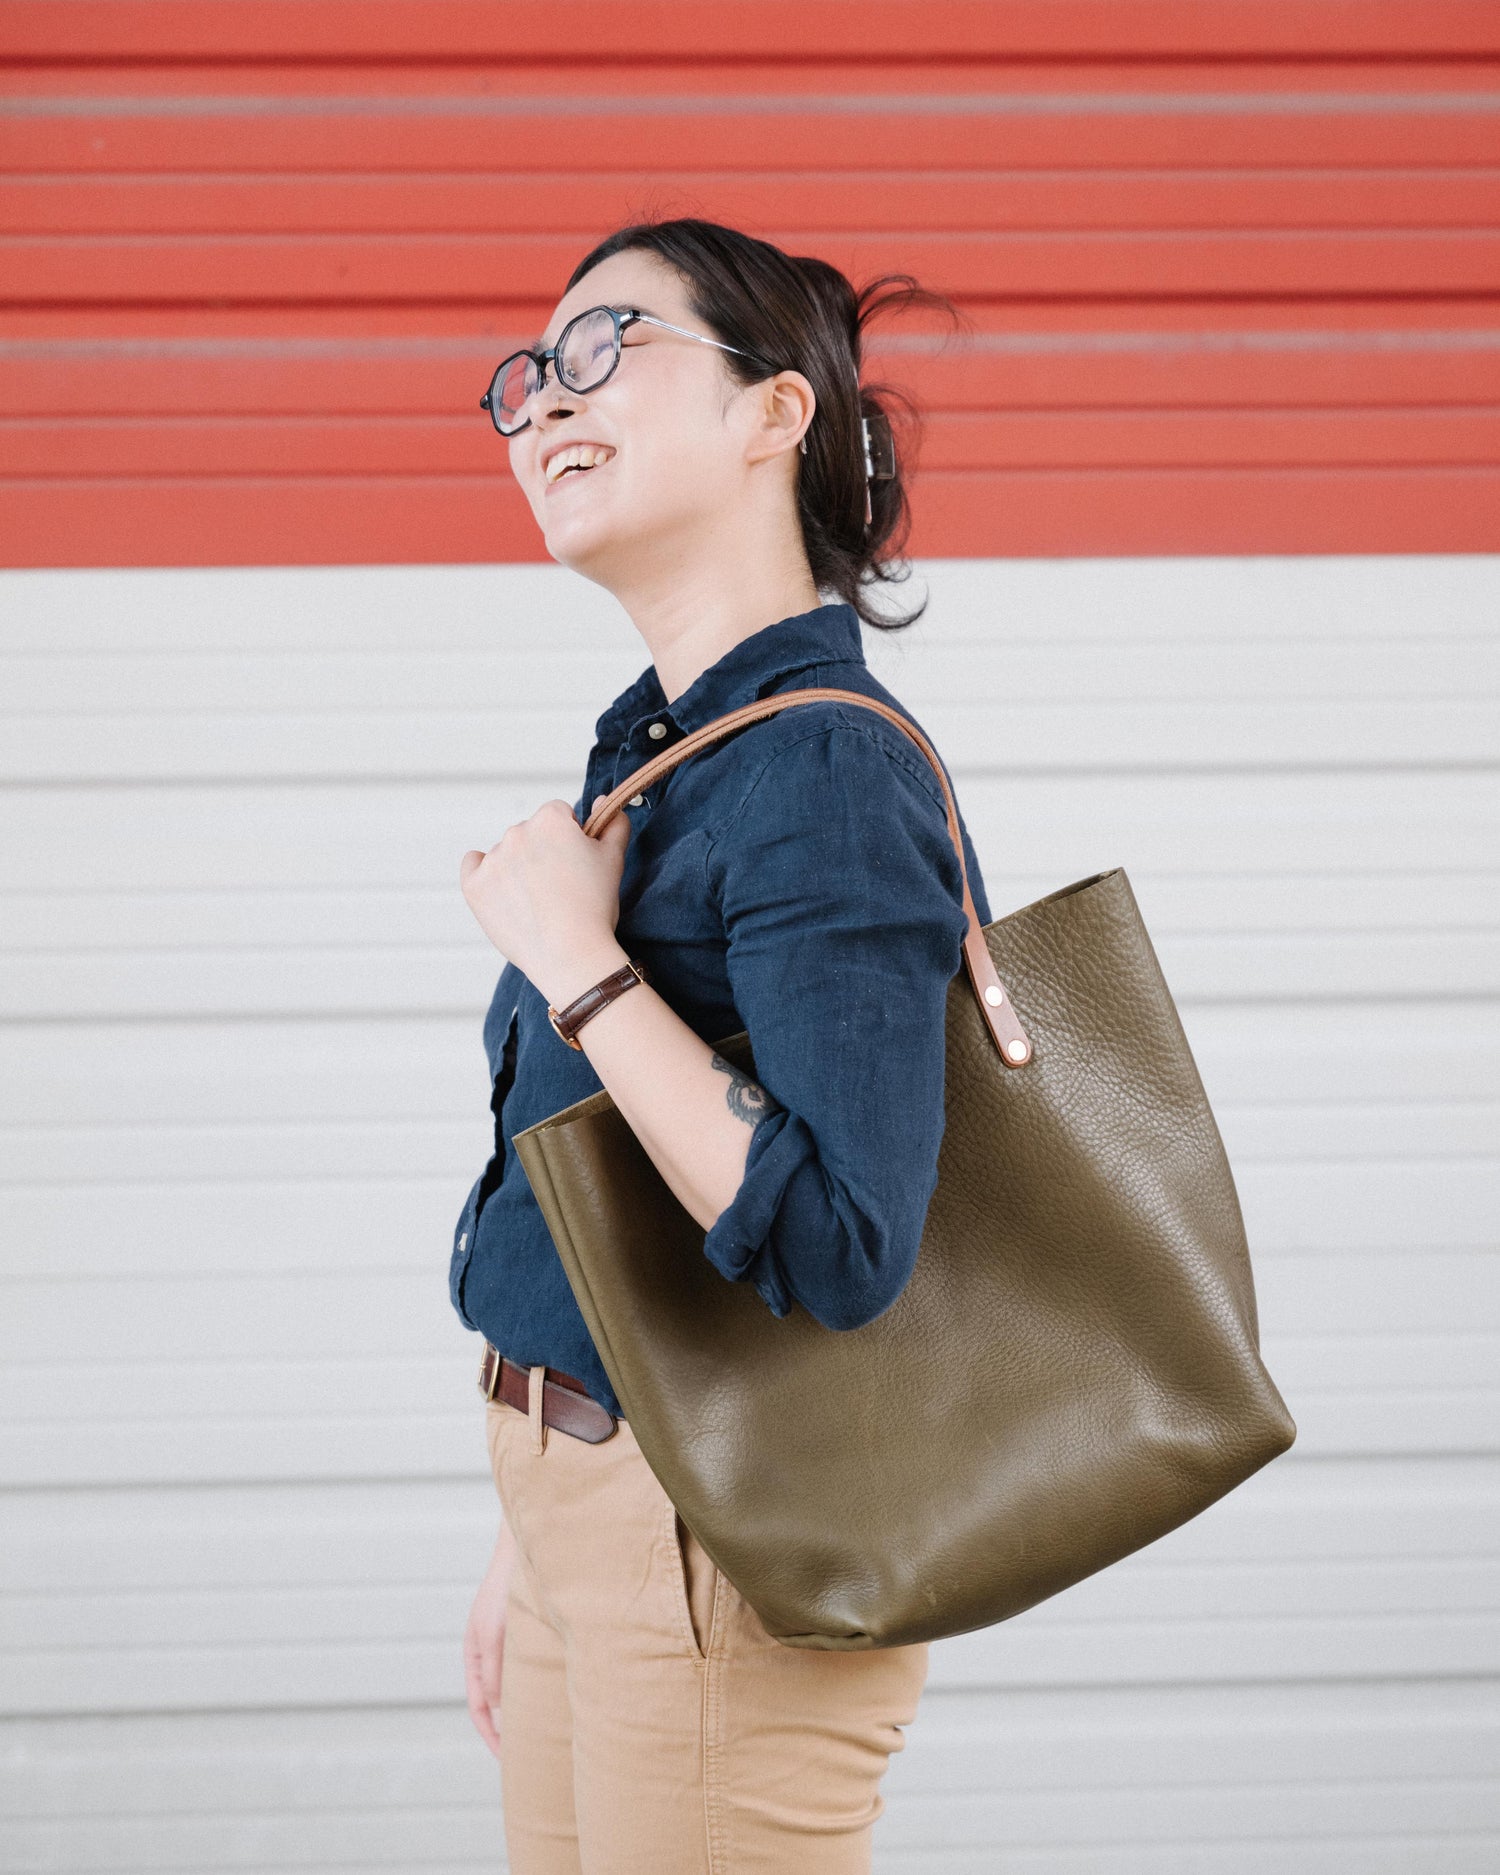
[{"x1": 543, "y1": 442, "x2": 617, "y2": 489}]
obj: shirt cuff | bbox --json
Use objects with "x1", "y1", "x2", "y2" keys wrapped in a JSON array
[{"x1": 699, "y1": 1104, "x2": 816, "y2": 1319}]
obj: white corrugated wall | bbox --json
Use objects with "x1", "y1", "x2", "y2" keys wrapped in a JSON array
[{"x1": 2, "y1": 555, "x2": 1497, "y2": 1871}]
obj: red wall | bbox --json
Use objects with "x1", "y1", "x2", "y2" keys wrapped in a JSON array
[{"x1": 3, "y1": 0, "x2": 1498, "y2": 565}]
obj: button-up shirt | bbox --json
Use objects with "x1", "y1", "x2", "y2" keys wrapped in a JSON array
[{"x1": 449, "y1": 600, "x2": 992, "y2": 1417}]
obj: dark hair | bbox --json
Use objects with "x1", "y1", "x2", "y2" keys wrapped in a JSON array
[{"x1": 564, "y1": 217, "x2": 958, "y2": 632}]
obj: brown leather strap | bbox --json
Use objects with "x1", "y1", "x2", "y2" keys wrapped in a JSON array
[
  {"x1": 579, "y1": 688, "x2": 1033, "y2": 1068},
  {"x1": 478, "y1": 1343, "x2": 619, "y2": 1442},
  {"x1": 547, "y1": 957, "x2": 649, "y2": 1050}
]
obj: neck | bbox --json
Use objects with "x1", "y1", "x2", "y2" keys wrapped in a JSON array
[{"x1": 597, "y1": 518, "x2": 822, "y2": 708}]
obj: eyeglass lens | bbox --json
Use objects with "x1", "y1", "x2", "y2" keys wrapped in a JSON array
[{"x1": 490, "y1": 307, "x2": 621, "y2": 434}]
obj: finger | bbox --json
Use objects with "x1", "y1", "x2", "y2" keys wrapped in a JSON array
[
  {"x1": 459, "y1": 849, "x2": 485, "y2": 888},
  {"x1": 466, "y1": 1681, "x2": 502, "y2": 1758},
  {"x1": 464, "y1": 1655, "x2": 502, "y2": 1758},
  {"x1": 481, "y1": 1644, "x2": 505, "y2": 1710}
]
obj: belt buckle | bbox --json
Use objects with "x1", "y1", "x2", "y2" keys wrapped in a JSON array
[{"x1": 477, "y1": 1342, "x2": 502, "y2": 1402}]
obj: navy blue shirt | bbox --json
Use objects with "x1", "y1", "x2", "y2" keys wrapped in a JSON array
[{"x1": 448, "y1": 600, "x2": 992, "y2": 1416}]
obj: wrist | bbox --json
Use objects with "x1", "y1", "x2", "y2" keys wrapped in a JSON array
[{"x1": 538, "y1": 935, "x2": 631, "y2": 1015}]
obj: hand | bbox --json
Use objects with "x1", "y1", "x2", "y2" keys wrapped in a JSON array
[
  {"x1": 461, "y1": 794, "x2": 632, "y2": 1006},
  {"x1": 463, "y1": 1521, "x2": 519, "y2": 1761}
]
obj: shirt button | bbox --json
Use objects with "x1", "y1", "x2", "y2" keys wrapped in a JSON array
[
  {"x1": 647, "y1": 722, "x2": 668, "y2": 739},
  {"x1": 628, "y1": 793, "x2": 646, "y2": 807}
]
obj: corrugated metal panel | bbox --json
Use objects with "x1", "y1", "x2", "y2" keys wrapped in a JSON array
[
  {"x1": 2, "y1": 554, "x2": 1497, "y2": 1866},
  {"x1": 2, "y1": 1, "x2": 1498, "y2": 564}
]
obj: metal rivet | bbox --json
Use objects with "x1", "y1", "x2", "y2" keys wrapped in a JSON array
[
  {"x1": 628, "y1": 793, "x2": 645, "y2": 807},
  {"x1": 985, "y1": 985, "x2": 1005, "y2": 1006},
  {"x1": 1006, "y1": 1039, "x2": 1028, "y2": 1062},
  {"x1": 647, "y1": 722, "x2": 668, "y2": 739}
]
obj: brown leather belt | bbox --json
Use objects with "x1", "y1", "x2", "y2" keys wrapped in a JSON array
[{"x1": 477, "y1": 1341, "x2": 619, "y2": 1443}]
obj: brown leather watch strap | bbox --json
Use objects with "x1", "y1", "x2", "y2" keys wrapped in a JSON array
[{"x1": 547, "y1": 957, "x2": 649, "y2": 1050}]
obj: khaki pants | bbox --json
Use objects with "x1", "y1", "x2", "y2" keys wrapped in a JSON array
[{"x1": 485, "y1": 1382, "x2": 931, "y2": 1874}]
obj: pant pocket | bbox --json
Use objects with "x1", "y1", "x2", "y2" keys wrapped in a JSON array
[
  {"x1": 484, "y1": 1399, "x2": 509, "y2": 1500},
  {"x1": 486, "y1": 1401, "x2": 533, "y2": 1569},
  {"x1": 664, "y1": 1499, "x2": 720, "y2": 1663}
]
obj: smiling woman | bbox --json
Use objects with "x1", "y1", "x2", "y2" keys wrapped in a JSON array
[
  {"x1": 455, "y1": 217, "x2": 977, "y2": 1875},
  {"x1": 492, "y1": 218, "x2": 947, "y2": 629}
]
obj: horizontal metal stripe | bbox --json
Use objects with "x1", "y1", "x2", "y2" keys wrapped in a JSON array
[
  {"x1": 7, "y1": 557, "x2": 1494, "y2": 643},
  {"x1": 8, "y1": 0, "x2": 1500, "y2": 61},
  {"x1": 3, "y1": 1103, "x2": 1493, "y2": 1180},
  {"x1": 11, "y1": 326, "x2": 1500, "y2": 365},
  {"x1": 8, "y1": 324, "x2": 1500, "y2": 358},
  {"x1": 5, "y1": 0, "x2": 1500, "y2": 60},
  {"x1": 6, "y1": 1165, "x2": 1488, "y2": 1275},
  {"x1": 8, "y1": 117, "x2": 1493, "y2": 171},
  {"x1": 10, "y1": 171, "x2": 1500, "y2": 238},
  {"x1": 7, "y1": 1551, "x2": 1496, "y2": 1643},
  {"x1": 5, "y1": 637, "x2": 1488, "y2": 708},
  {"x1": 2, "y1": 1616, "x2": 1491, "y2": 1717},
  {"x1": 5, "y1": 323, "x2": 1500, "y2": 430},
  {"x1": 8, "y1": 408, "x2": 1500, "y2": 476},
  {"x1": 3, "y1": 938, "x2": 1494, "y2": 1020},
  {"x1": 4, "y1": 999, "x2": 1494, "y2": 1114},
  {"x1": 3, "y1": 466, "x2": 1498, "y2": 566},
  {"x1": 1, "y1": 62, "x2": 1494, "y2": 100},
  {"x1": 8, "y1": 90, "x2": 1500, "y2": 118},
  {"x1": 3, "y1": 1337, "x2": 1493, "y2": 1396},
  {"x1": 1, "y1": 696, "x2": 1496, "y2": 778},
  {"x1": 3, "y1": 1687, "x2": 1495, "y2": 1840},
  {"x1": 8, "y1": 232, "x2": 1500, "y2": 307}
]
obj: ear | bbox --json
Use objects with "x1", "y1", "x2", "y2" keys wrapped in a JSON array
[{"x1": 743, "y1": 369, "x2": 816, "y2": 468}]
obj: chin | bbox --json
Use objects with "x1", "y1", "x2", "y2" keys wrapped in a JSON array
[
  {"x1": 543, "y1": 510, "x2": 615, "y2": 566},
  {"x1": 542, "y1": 515, "x2": 628, "y2": 582},
  {"x1": 540, "y1": 488, "x2": 652, "y2": 581}
]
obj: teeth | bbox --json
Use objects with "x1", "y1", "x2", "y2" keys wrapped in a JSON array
[{"x1": 545, "y1": 443, "x2": 616, "y2": 485}]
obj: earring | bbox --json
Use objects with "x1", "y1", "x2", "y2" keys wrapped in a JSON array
[{"x1": 798, "y1": 435, "x2": 808, "y2": 455}]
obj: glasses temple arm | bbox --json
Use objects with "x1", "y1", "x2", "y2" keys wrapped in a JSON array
[{"x1": 630, "y1": 310, "x2": 763, "y2": 364}]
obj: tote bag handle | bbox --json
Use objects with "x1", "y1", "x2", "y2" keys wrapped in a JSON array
[{"x1": 579, "y1": 686, "x2": 1033, "y2": 1068}]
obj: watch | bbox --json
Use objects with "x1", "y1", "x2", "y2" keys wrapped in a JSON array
[{"x1": 546, "y1": 957, "x2": 650, "y2": 1050}]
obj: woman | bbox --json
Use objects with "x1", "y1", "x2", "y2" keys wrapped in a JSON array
[{"x1": 453, "y1": 217, "x2": 993, "y2": 1874}]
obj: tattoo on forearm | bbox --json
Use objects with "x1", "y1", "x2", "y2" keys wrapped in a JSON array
[{"x1": 710, "y1": 1053, "x2": 779, "y2": 1129}]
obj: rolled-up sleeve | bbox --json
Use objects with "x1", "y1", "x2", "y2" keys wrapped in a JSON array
[{"x1": 699, "y1": 719, "x2": 972, "y2": 1329}]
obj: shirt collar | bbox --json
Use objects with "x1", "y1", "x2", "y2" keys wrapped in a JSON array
[{"x1": 593, "y1": 600, "x2": 866, "y2": 750}]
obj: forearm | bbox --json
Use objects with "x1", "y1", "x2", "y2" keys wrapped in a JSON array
[{"x1": 534, "y1": 937, "x2": 775, "y2": 1231}]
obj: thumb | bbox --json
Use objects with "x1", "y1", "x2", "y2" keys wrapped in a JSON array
[{"x1": 592, "y1": 793, "x2": 631, "y2": 841}]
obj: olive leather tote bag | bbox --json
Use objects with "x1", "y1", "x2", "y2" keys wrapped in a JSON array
[{"x1": 511, "y1": 687, "x2": 1297, "y2": 1652}]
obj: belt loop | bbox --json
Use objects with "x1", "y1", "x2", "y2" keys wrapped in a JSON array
[{"x1": 528, "y1": 1362, "x2": 548, "y2": 1455}]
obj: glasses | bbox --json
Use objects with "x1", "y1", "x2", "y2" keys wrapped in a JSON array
[{"x1": 480, "y1": 304, "x2": 770, "y2": 437}]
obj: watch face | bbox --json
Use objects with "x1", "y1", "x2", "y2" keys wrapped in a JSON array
[{"x1": 546, "y1": 1004, "x2": 582, "y2": 1049}]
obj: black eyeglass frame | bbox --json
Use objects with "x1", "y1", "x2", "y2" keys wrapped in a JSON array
[{"x1": 479, "y1": 304, "x2": 773, "y2": 437}]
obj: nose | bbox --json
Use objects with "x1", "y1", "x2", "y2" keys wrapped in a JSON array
[{"x1": 532, "y1": 387, "x2": 579, "y2": 430}]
